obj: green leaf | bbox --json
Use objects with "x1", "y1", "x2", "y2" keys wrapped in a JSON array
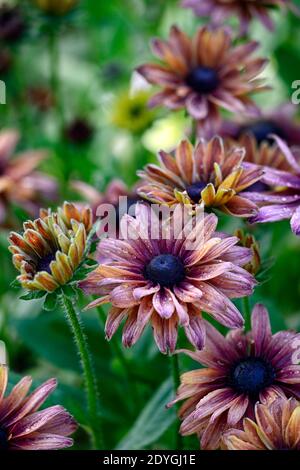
[
  {"x1": 20, "y1": 291, "x2": 46, "y2": 301},
  {"x1": 72, "y1": 264, "x2": 96, "y2": 282},
  {"x1": 43, "y1": 292, "x2": 58, "y2": 311},
  {"x1": 116, "y1": 379, "x2": 176, "y2": 450},
  {"x1": 10, "y1": 279, "x2": 20, "y2": 289}
]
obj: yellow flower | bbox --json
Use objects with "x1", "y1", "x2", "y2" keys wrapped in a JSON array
[
  {"x1": 111, "y1": 91, "x2": 155, "y2": 134},
  {"x1": 9, "y1": 202, "x2": 92, "y2": 292},
  {"x1": 33, "y1": 0, "x2": 78, "y2": 15}
]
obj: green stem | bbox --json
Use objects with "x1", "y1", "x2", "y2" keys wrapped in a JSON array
[
  {"x1": 169, "y1": 354, "x2": 184, "y2": 450},
  {"x1": 242, "y1": 296, "x2": 251, "y2": 332},
  {"x1": 59, "y1": 292, "x2": 104, "y2": 449}
]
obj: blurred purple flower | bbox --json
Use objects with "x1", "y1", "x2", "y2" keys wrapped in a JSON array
[
  {"x1": 0, "y1": 129, "x2": 58, "y2": 227},
  {"x1": 243, "y1": 136, "x2": 300, "y2": 236},
  {"x1": 221, "y1": 103, "x2": 300, "y2": 147},
  {"x1": 182, "y1": 0, "x2": 299, "y2": 36}
]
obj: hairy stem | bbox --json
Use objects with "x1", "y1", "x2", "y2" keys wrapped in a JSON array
[{"x1": 59, "y1": 292, "x2": 104, "y2": 449}]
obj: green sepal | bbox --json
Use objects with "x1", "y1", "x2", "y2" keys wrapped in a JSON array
[
  {"x1": 20, "y1": 290, "x2": 47, "y2": 301},
  {"x1": 43, "y1": 292, "x2": 58, "y2": 311}
]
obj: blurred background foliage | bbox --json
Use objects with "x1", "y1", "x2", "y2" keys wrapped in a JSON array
[{"x1": 0, "y1": 0, "x2": 299, "y2": 450}]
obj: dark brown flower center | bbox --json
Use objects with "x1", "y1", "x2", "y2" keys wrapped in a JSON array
[
  {"x1": 229, "y1": 357, "x2": 275, "y2": 398},
  {"x1": 65, "y1": 118, "x2": 93, "y2": 144},
  {"x1": 0, "y1": 427, "x2": 8, "y2": 450},
  {"x1": 186, "y1": 66, "x2": 220, "y2": 94},
  {"x1": 243, "y1": 181, "x2": 270, "y2": 193},
  {"x1": 144, "y1": 254, "x2": 185, "y2": 288},
  {"x1": 239, "y1": 120, "x2": 284, "y2": 145},
  {"x1": 36, "y1": 253, "x2": 56, "y2": 274},
  {"x1": 186, "y1": 181, "x2": 207, "y2": 203}
]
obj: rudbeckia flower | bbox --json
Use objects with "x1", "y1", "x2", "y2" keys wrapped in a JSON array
[
  {"x1": 137, "y1": 25, "x2": 268, "y2": 135},
  {"x1": 223, "y1": 397, "x2": 300, "y2": 450},
  {"x1": 221, "y1": 103, "x2": 300, "y2": 147},
  {"x1": 182, "y1": 0, "x2": 299, "y2": 35},
  {"x1": 9, "y1": 202, "x2": 92, "y2": 292},
  {"x1": 241, "y1": 136, "x2": 300, "y2": 236},
  {"x1": 80, "y1": 204, "x2": 255, "y2": 353},
  {"x1": 0, "y1": 129, "x2": 57, "y2": 228},
  {"x1": 138, "y1": 138, "x2": 262, "y2": 217},
  {"x1": 111, "y1": 90, "x2": 155, "y2": 134},
  {"x1": 169, "y1": 304, "x2": 300, "y2": 449},
  {"x1": 0, "y1": 365, "x2": 77, "y2": 450}
]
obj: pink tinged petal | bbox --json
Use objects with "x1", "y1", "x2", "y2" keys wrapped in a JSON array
[
  {"x1": 196, "y1": 282, "x2": 244, "y2": 329},
  {"x1": 250, "y1": 204, "x2": 297, "y2": 224},
  {"x1": 180, "y1": 388, "x2": 235, "y2": 434},
  {"x1": 223, "y1": 195, "x2": 258, "y2": 217},
  {"x1": 153, "y1": 288, "x2": 175, "y2": 319},
  {"x1": 251, "y1": 303, "x2": 272, "y2": 356},
  {"x1": 0, "y1": 129, "x2": 19, "y2": 162},
  {"x1": 262, "y1": 167, "x2": 300, "y2": 189},
  {"x1": 136, "y1": 64, "x2": 182, "y2": 87},
  {"x1": 105, "y1": 306, "x2": 127, "y2": 340},
  {"x1": 271, "y1": 135, "x2": 300, "y2": 173},
  {"x1": 0, "y1": 376, "x2": 32, "y2": 423},
  {"x1": 122, "y1": 310, "x2": 145, "y2": 348},
  {"x1": 152, "y1": 313, "x2": 178, "y2": 354},
  {"x1": 199, "y1": 236, "x2": 240, "y2": 263},
  {"x1": 291, "y1": 206, "x2": 300, "y2": 236},
  {"x1": 5, "y1": 379, "x2": 57, "y2": 427},
  {"x1": 221, "y1": 245, "x2": 252, "y2": 266},
  {"x1": 38, "y1": 409, "x2": 77, "y2": 437},
  {"x1": 186, "y1": 93, "x2": 208, "y2": 119},
  {"x1": 173, "y1": 282, "x2": 202, "y2": 302},
  {"x1": 200, "y1": 414, "x2": 227, "y2": 450},
  {"x1": 168, "y1": 290, "x2": 189, "y2": 326},
  {"x1": 277, "y1": 365, "x2": 300, "y2": 384},
  {"x1": 11, "y1": 433, "x2": 74, "y2": 450},
  {"x1": 255, "y1": 404, "x2": 282, "y2": 449},
  {"x1": 133, "y1": 283, "x2": 160, "y2": 300},
  {"x1": 184, "y1": 312, "x2": 206, "y2": 350},
  {"x1": 186, "y1": 261, "x2": 233, "y2": 281},
  {"x1": 11, "y1": 405, "x2": 73, "y2": 438},
  {"x1": 259, "y1": 385, "x2": 286, "y2": 405},
  {"x1": 227, "y1": 395, "x2": 249, "y2": 427},
  {"x1": 110, "y1": 285, "x2": 137, "y2": 308}
]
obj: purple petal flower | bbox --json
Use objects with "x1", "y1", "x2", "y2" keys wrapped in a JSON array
[{"x1": 169, "y1": 304, "x2": 300, "y2": 449}]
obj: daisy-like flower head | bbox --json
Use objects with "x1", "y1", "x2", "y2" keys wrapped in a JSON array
[
  {"x1": 111, "y1": 90, "x2": 156, "y2": 134},
  {"x1": 80, "y1": 204, "x2": 256, "y2": 353},
  {"x1": 137, "y1": 25, "x2": 268, "y2": 136},
  {"x1": 170, "y1": 304, "x2": 300, "y2": 449},
  {"x1": 221, "y1": 103, "x2": 300, "y2": 147},
  {"x1": 0, "y1": 365, "x2": 77, "y2": 450},
  {"x1": 9, "y1": 202, "x2": 93, "y2": 292},
  {"x1": 223, "y1": 397, "x2": 300, "y2": 450},
  {"x1": 33, "y1": 0, "x2": 78, "y2": 15},
  {"x1": 0, "y1": 130, "x2": 58, "y2": 228},
  {"x1": 241, "y1": 136, "x2": 300, "y2": 236},
  {"x1": 138, "y1": 138, "x2": 262, "y2": 218},
  {"x1": 182, "y1": 0, "x2": 299, "y2": 36}
]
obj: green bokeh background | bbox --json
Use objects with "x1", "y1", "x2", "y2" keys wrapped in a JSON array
[{"x1": 0, "y1": 0, "x2": 299, "y2": 450}]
